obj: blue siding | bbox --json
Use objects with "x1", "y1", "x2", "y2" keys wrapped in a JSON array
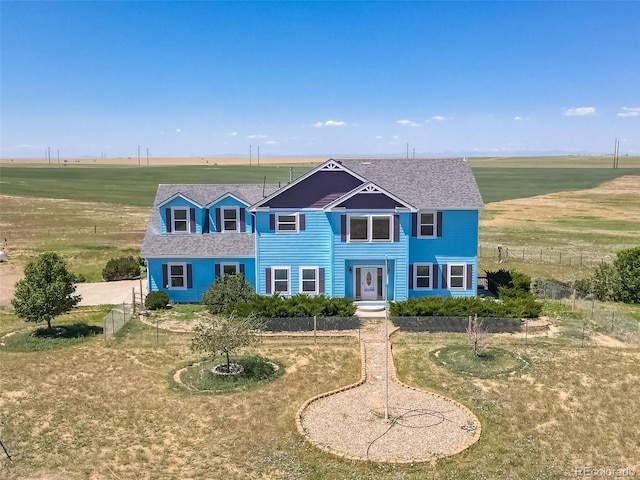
[
  {"x1": 160, "y1": 197, "x2": 205, "y2": 234},
  {"x1": 208, "y1": 197, "x2": 253, "y2": 233},
  {"x1": 147, "y1": 257, "x2": 256, "y2": 303},
  {"x1": 255, "y1": 210, "x2": 332, "y2": 295},
  {"x1": 408, "y1": 210, "x2": 479, "y2": 298}
]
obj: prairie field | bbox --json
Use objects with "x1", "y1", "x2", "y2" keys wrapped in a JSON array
[{"x1": 1, "y1": 155, "x2": 639, "y2": 478}]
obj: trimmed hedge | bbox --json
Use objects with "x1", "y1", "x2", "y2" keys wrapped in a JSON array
[
  {"x1": 393, "y1": 316, "x2": 522, "y2": 333},
  {"x1": 389, "y1": 295, "x2": 542, "y2": 319},
  {"x1": 233, "y1": 294, "x2": 357, "y2": 319}
]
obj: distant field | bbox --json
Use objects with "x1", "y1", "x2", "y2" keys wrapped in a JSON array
[{"x1": 1, "y1": 156, "x2": 638, "y2": 206}]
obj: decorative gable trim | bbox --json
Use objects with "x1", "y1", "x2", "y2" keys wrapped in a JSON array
[
  {"x1": 324, "y1": 181, "x2": 416, "y2": 211},
  {"x1": 248, "y1": 159, "x2": 368, "y2": 212},
  {"x1": 205, "y1": 192, "x2": 251, "y2": 208}
]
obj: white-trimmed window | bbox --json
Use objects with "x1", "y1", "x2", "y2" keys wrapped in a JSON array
[
  {"x1": 171, "y1": 207, "x2": 189, "y2": 233},
  {"x1": 276, "y1": 214, "x2": 298, "y2": 233},
  {"x1": 300, "y1": 267, "x2": 318, "y2": 295},
  {"x1": 348, "y1": 215, "x2": 392, "y2": 242},
  {"x1": 272, "y1": 267, "x2": 290, "y2": 295},
  {"x1": 220, "y1": 262, "x2": 239, "y2": 276},
  {"x1": 414, "y1": 263, "x2": 433, "y2": 290},
  {"x1": 169, "y1": 262, "x2": 187, "y2": 289},
  {"x1": 221, "y1": 207, "x2": 239, "y2": 232},
  {"x1": 448, "y1": 264, "x2": 466, "y2": 290},
  {"x1": 418, "y1": 212, "x2": 436, "y2": 238}
]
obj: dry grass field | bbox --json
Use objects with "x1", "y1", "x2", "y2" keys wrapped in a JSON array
[{"x1": 1, "y1": 156, "x2": 325, "y2": 167}]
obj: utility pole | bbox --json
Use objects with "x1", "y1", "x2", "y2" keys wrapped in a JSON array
[
  {"x1": 249, "y1": 144, "x2": 252, "y2": 166},
  {"x1": 146, "y1": 148, "x2": 149, "y2": 166},
  {"x1": 257, "y1": 146, "x2": 260, "y2": 166},
  {"x1": 137, "y1": 145, "x2": 141, "y2": 166},
  {"x1": 57, "y1": 149, "x2": 60, "y2": 164}
]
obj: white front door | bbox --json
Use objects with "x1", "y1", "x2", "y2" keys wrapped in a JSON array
[{"x1": 360, "y1": 267, "x2": 378, "y2": 300}]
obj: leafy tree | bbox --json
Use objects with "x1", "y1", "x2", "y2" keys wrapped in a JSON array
[
  {"x1": 202, "y1": 273, "x2": 255, "y2": 315},
  {"x1": 613, "y1": 246, "x2": 640, "y2": 303},
  {"x1": 191, "y1": 313, "x2": 265, "y2": 373},
  {"x1": 12, "y1": 253, "x2": 81, "y2": 331}
]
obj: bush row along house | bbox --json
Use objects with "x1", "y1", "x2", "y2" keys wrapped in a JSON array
[{"x1": 141, "y1": 158, "x2": 484, "y2": 303}]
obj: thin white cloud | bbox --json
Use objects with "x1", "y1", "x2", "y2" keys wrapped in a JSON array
[
  {"x1": 397, "y1": 119, "x2": 420, "y2": 127},
  {"x1": 564, "y1": 107, "x2": 596, "y2": 116},
  {"x1": 247, "y1": 134, "x2": 267, "y2": 139},
  {"x1": 617, "y1": 107, "x2": 640, "y2": 117},
  {"x1": 266, "y1": 140, "x2": 278, "y2": 145},
  {"x1": 426, "y1": 115, "x2": 446, "y2": 122},
  {"x1": 226, "y1": 131, "x2": 238, "y2": 137},
  {"x1": 375, "y1": 135, "x2": 383, "y2": 139},
  {"x1": 514, "y1": 116, "x2": 523, "y2": 121},
  {"x1": 314, "y1": 120, "x2": 346, "y2": 127},
  {"x1": 176, "y1": 128, "x2": 182, "y2": 133}
]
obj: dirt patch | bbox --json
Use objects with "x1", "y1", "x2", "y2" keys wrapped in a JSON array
[
  {"x1": 0, "y1": 262, "x2": 23, "y2": 307},
  {"x1": 591, "y1": 333, "x2": 633, "y2": 349}
]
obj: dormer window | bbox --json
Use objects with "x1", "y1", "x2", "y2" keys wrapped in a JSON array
[
  {"x1": 222, "y1": 207, "x2": 239, "y2": 232},
  {"x1": 172, "y1": 208, "x2": 189, "y2": 233}
]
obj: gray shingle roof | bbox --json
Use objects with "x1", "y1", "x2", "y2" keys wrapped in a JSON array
[
  {"x1": 339, "y1": 158, "x2": 484, "y2": 209},
  {"x1": 141, "y1": 184, "x2": 278, "y2": 258}
]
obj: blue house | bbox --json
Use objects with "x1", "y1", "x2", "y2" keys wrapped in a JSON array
[{"x1": 141, "y1": 158, "x2": 484, "y2": 303}]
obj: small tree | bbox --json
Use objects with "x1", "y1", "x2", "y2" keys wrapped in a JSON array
[
  {"x1": 467, "y1": 315, "x2": 487, "y2": 358},
  {"x1": 191, "y1": 313, "x2": 265, "y2": 373},
  {"x1": 12, "y1": 252, "x2": 81, "y2": 331},
  {"x1": 202, "y1": 274, "x2": 254, "y2": 315}
]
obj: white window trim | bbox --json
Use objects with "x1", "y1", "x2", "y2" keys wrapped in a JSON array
[
  {"x1": 276, "y1": 213, "x2": 299, "y2": 234},
  {"x1": 448, "y1": 263, "x2": 466, "y2": 290},
  {"x1": 417, "y1": 211, "x2": 437, "y2": 239},
  {"x1": 413, "y1": 262, "x2": 433, "y2": 291},
  {"x1": 299, "y1": 266, "x2": 319, "y2": 295},
  {"x1": 221, "y1": 206, "x2": 240, "y2": 233},
  {"x1": 170, "y1": 207, "x2": 191, "y2": 234},
  {"x1": 348, "y1": 214, "x2": 392, "y2": 243},
  {"x1": 220, "y1": 262, "x2": 239, "y2": 276},
  {"x1": 168, "y1": 262, "x2": 188, "y2": 290},
  {"x1": 272, "y1": 266, "x2": 291, "y2": 295}
]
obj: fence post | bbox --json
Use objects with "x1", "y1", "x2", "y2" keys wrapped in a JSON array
[
  {"x1": 611, "y1": 311, "x2": 615, "y2": 332},
  {"x1": 540, "y1": 249, "x2": 543, "y2": 263},
  {"x1": 313, "y1": 315, "x2": 317, "y2": 344},
  {"x1": 111, "y1": 310, "x2": 115, "y2": 336},
  {"x1": 559, "y1": 252, "x2": 562, "y2": 265},
  {"x1": 132, "y1": 287, "x2": 136, "y2": 315}
]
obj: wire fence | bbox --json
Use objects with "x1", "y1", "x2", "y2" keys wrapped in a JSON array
[
  {"x1": 479, "y1": 244, "x2": 614, "y2": 269},
  {"x1": 103, "y1": 288, "x2": 146, "y2": 342}
]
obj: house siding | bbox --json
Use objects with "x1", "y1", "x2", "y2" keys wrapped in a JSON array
[
  {"x1": 147, "y1": 257, "x2": 255, "y2": 303},
  {"x1": 255, "y1": 210, "x2": 332, "y2": 295}
]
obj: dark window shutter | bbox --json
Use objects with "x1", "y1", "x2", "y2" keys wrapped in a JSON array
[
  {"x1": 162, "y1": 264, "x2": 168, "y2": 288},
  {"x1": 341, "y1": 214, "x2": 347, "y2": 242},
  {"x1": 214, "y1": 263, "x2": 220, "y2": 279},
  {"x1": 190, "y1": 208, "x2": 196, "y2": 233},
  {"x1": 215, "y1": 208, "x2": 221, "y2": 233},
  {"x1": 441, "y1": 264, "x2": 448, "y2": 289},
  {"x1": 411, "y1": 213, "x2": 417, "y2": 237},
  {"x1": 240, "y1": 209, "x2": 246, "y2": 232},
  {"x1": 265, "y1": 268, "x2": 272, "y2": 294},
  {"x1": 187, "y1": 264, "x2": 193, "y2": 289},
  {"x1": 239, "y1": 263, "x2": 245, "y2": 276},
  {"x1": 433, "y1": 265, "x2": 439, "y2": 289},
  {"x1": 165, "y1": 210, "x2": 172, "y2": 233},
  {"x1": 437, "y1": 211, "x2": 443, "y2": 237},
  {"x1": 466, "y1": 264, "x2": 473, "y2": 290},
  {"x1": 269, "y1": 214, "x2": 275, "y2": 231},
  {"x1": 299, "y1": 214, "x2": 305, "y2": 231},
  {"x1": 394, "y1": 214, "x2": 400, "y2": 242},
  {"x1": 203, "y1": 208, "x2": 210, "y2": 233},
  {"x1": 319, "y1": 267, "x2": 325, "y2": 294},
  {"x1": 408, "y1": 264, "x2": 414, "y2": 289}
]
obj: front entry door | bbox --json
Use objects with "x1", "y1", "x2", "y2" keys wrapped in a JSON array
[{"x1": 360, "y1": 267, "x2": 379, "y2": 300}]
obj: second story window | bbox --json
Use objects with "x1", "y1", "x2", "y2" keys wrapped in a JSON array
[
  {"x1": 277, "y1": 214, "x2": 298, "y2": 233},
  {"x1": 348, "y1": 215, "x2": 392, "y2": 242},
  {"x1": 172, "y1": 208, "x2": 189, "y2": 233},
  {"x1": 222, "y1": 207, "x2": 239, "y2": 232}
]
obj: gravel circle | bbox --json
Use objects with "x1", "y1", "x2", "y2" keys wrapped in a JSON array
[{"x1": 298, "y1": 321, "x2": 481, "y2": 463}]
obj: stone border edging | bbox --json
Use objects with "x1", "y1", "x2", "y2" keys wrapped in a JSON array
[{"x1": 295, "y1": 324, "x2": 482, "y2": 463}]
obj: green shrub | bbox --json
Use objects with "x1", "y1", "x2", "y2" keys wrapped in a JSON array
[
  {"x1": 102, "y1": 256, "x2": 141, "y2": 281},
  {"x1": 202, "y1": 274, "x2": 255, "y2": 315},
  {"x1": 73, "y1": 273, "x2": 87, "y2": 283},
  {"x1": 234, "y1": 294, "x2": 357, "y2": 319},
  {"x1": 145, "y1": 291, "x2": 170, "y2": 310},
  {"x1": 486, "y1": 269, "x2": 531, "y2": 297}
]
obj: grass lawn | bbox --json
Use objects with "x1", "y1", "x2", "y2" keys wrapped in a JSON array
[{"x1": 1, "y1": 303, "x2": 638, "y2": 479}]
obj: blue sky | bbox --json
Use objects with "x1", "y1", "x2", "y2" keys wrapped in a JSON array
[{"x1": 1, "y1": 1, "x2": 639, "y2": 158}]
